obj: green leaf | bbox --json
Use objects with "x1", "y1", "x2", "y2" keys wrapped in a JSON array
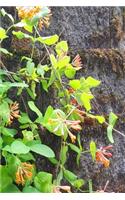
[
  {"x1": 73, "y1": 179, "x2": 84, "y2": 189},
  {"x1": 11, "y1": 140, "x2": 30, "y2": 154},
  {"x1": 43, "y1": 106, "x2": 54, "y2": 124},
  {"x1": 2, "y1": 135, "x2": 14, "y2": 146},
  {"x1": 28, "y1": 101, "x2": 43, "y2": 118},
  {"x1": 34, "y1": 171, "x2": 53, "y2": 193},
  {"x1": 41, "y1": 80, "x2": 48, "y2": 92},
  {"x1": 80, "y1": 92, "x2": 94, "y2": 111},
  {"x1": 48, "y1": 71, "x2": 56, "y2": 87},
  {"x1": 60, "y1": 145, "x2": 68, "y2": 165},
  {"x1": 44, "y1": 109, "x2": 68, "y2": 137},
  {"x1": 107, "y1": 125, "x2": 114, "y2": 143},
  {"x1": 50, "y1": 54, "x2": 57, "y2": 68},
  {"x1": 57, "y1": 56, "x2": 70, "y2": 68},
  {"x1": 0, "y1": 165, "x2": 12, "y2": 192},
  {"x1": 1, "y1": 8, "x2": 14, "y2": 23},
  {"x1": 2, "y1": 145, "x2": 12, "y2": 153},
  {"x1": 18, "y1": 152, "x2": 35, "y2": 162},
  {"x1": 107, "y1": 112, "x2": 118, "y2": 143},
  {"x1": 0, "y1": 137, "x2": 3, "y2": 149},
  {"x1": 0, "y1": 48, "x2": 12, "y2": 56},
  {"x1": 85, "y1": 76, "x2": 101, "y2": 88},
  {"x1": 55, "y1": 41, "x2": 68, "y2": 55},
  {"x1": 90, "y1": 141, "x2": 97, "y2": 161},
  {"x1": 69, "y1": 79, "x2": 81, "y2": 90},
  {"x1": 30, "y1": 144, "x2": 55, "y2": 158},
  {"x1": 0, "y1": 27, "x2": 8, "y2": 40},
  {"x1": 56, "y1": 169, "x2": 63, "y2": 185},
  {"x1": 0, "y1": 101, "x2": 10, "y2": 122},
  {"x1": 109, "y1": 112, "x2": 118, "y2": 127},
  {"x1": 69, "y1": 143, "x2": 81, "y2": 154},
  {"x1": 64, "y1": 169, "x2": 77, "y2": 183},
  {"x1": 12, "y1": 31, "x2": 33, "y2": 40},
  {"x1": 23, "y1": 186, "x2": 40, "y2": 193},
  {"x1": 37, "y1": 64, "x2": 49, "y2": 77},
  {"x1": 94, "y1": 115, "x2": 105, "y2": 124},
  {"x1": 37, "y1": 35, "x2": 59, "y2": 45},
  {"x1": 2, "y1": 184, "x2": 20, "y2": 193},
  {"x1": 64, "y1": 64, "x2": 76, "y2": 79},
  {"x1": 7, "y1": 155, "x2": 21, "y2": 179},
  {"x1": 18, "y1": 112, "x2": 32, "y2": 124},
  {"x1": 48, "y1": 157, "x2": 58, "y2": 165},
  {"x1": 87, "y1": 114, "x2": 105, "y2": 124},
  {"x1": 14, "y1": 20, "x2": 33, "y2": 33},
  {"x1": 1, "y1": 127, "x2": 17, "y2": 137},
  {"x1": 22, "y1": 130, "x2": 34, "y2": 141}
]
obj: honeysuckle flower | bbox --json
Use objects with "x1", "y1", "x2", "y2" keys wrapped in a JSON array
[
  {"x1": 68, "y1": 130, "x2": 76, "y2": 143},
  {"x1": 72, "y1": 54, "x2": 82, "y2": 70},
  {"x1": 16, "y1": 6, "x2": 51, "y2": 30},
  {"x1": 68, "y1": 87, "x2": 75, "y2": 94},
  {"x1": 8, "y1": 102, "x2": 20, "y2": 124},
  {"x1": 96, "y1": 145, "x2": 113, "y2": 168},
  {"x1": 15, "y1": 162, "x2": 33, "y2": 185},
  {"x1": 16, "y1": 6, "x2": 42, "y2": 19},
  {"x1": 53, "y1": 185, "x2": 71, "y2": 193},
  {"x1": 38, "y1": 13, "x2": 52, "y2": 30}
]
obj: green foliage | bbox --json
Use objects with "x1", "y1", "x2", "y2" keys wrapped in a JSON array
[
  {"x1": 107, "y1": 112, "x2": 118, "y2": 143},
  {"x1": 0, "y1": 165, "x2": 13, "y2": 192},
  {"x1": 30, "y1": 143, "x2": 55, "y2": 158},
  {"x1": 34, "y1": 172, "x2": 53, "y2": 193},
  {"x1": 0, "y1": 7, "x2": 119, "y2": 193},
  {"x1": 89, "y1": 141, "x2": 97, "y2": 161},
  {"x1": 37, "y1": 35, "x2": 59, "y2": 45},
  {"x1": 0, "y1": 27, "x2": 8, "y2": 40}
]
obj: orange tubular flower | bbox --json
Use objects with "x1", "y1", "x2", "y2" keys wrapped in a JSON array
[
  {"x1": 96, "y1": 145, "x2": 113, "y2": 168},
  {"x1": 72, "y1": 54, "x2": 82, "y2": 70},
  {"x1": 38, "y1": 12, "x2": 52, "y2": 30},
  {"x1": 16, "y1": 6, "x2": 42, "y2": 19},
  {"x1": 66, "y1": 120, "x2": 82, "y2": 143},
  {"x1": 15, "y1": 162, "x2": 33, "y2": 186},
  {"x1": 16, "y1": 6, "x2": 51, "y2": 30},
  {"x1": 8, "y1": 102, "x2": 20, "y2": 124},
  {"x1": 68, "y1": 130, "x2": 76, "y2": 143},
  {"x1": 66, "y1": 120, "x2": 82, "y2": 131}
]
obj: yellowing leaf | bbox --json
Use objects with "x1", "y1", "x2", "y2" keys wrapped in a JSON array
[{"x1": 80, "y1": 92, "x2": 94, "y2": 111}]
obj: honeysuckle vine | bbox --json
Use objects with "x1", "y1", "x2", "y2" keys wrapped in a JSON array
[{"x1": 0, "y1": 6, "x2": 123, "y2": 193}]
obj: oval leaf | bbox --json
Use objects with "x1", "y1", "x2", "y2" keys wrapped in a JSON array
[
  {"x1": 11, "y1": 141, "x2": 30, "y2": 154},
  {"x1": 30, "y1": 144, "x2": 55, "y2": 158}
]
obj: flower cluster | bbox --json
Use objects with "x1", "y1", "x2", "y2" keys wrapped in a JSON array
[
  {"x1": 16, "y1": 6, "x2": 51, "y2": 30},
  {"x1": 72, "y1": 54, "x2": 82, "y2": 70},
  {"x1": 15, "y1": 162, "x2": 34, "y2": 185},
  {"x1": 8, "y1": 102, "x2": 20, "y2": 124},
  {"x1": 16, "y1": 6, "x2": 42, "y2": 19},
  {"x1": 96, "y1": 145, "x2": 113, "y2": 168}
]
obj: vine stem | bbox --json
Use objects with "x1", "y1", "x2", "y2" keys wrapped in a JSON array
[
  {"x1": 105, "y1": 121, "x2": 125, "y2": 138},
  {"x1": 34, "y1": 26, "x2": 69, "y2": 105},
  {"x1": 93, "y1": 94, "x2": 125, "y2": 139}
]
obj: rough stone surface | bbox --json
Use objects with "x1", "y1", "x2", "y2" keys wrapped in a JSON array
[
  {"x1": 43, "y1": 7, "x2": 125, "y2": 192},
  {"x1": 1, "y1": 7, "x2": 125, "y2": 192}
]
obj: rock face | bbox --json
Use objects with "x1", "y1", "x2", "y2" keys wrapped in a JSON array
[
  {"x1": 1, "y1": 7, "x2": 125, "y2": 192},
  {"x1": 43, "y1": 7, "x2": 125, "y2": 192}
]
